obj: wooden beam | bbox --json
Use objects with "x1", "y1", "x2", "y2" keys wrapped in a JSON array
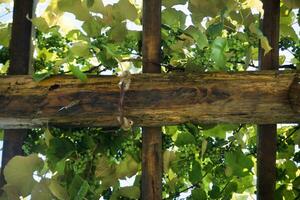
[
  {"x1": 0, "y1": 71, "x2": 298, "y2": 128},
  {"x1": 257, "y1": 0, "x2": 280, "y2": 199},
  {"x1": 141, "y1": 0, "x2": 162, "y2": 199},
  {"x1": 0, "y1": 0, "x2": 35, "y2": 189}
]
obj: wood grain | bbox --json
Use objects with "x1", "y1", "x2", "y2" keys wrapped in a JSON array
[{"x1": 0, "y1": 71, "x2": 298, "y2": 128}]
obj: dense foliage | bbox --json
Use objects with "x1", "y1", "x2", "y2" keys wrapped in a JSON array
[{"x1": 0, "y1": 0, "x2": 299, "y2": 199}]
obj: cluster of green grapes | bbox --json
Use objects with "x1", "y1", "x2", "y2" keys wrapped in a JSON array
[
  {"x1": 36, "y1": 30, "x2": 69, "y2": 57},
  {"x1": 227, "y1": 34, "x2": 250, "y2": 70},
  {"x1": 189, "y1": 47, "x2": 214, "y2": 71},
  {"x1": 279, "y1": 37, "x2": 300, "y2": 60}
]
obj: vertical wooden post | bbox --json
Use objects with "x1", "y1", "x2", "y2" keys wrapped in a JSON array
[
  {"x1": 141, "y1": 0, "x2": 162, "y2": 199},
  {"x1": 0, "y1": 0, "x2": 35, "y2": 188},
  {"x1": 257, "y1": 0, "x2": 280, "y2": 199}
]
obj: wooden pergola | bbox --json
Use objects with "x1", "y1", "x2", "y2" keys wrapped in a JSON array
[{"x1": 0, "y1": 0, "x2": 295, "y2": 199}]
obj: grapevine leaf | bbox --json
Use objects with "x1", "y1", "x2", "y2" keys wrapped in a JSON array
[
  {"x1": 211, "y1": 37, "x2": 227, "y2": 70},
  {"x1": 282, "y1": 0, "x2": 300, "y2": 8},
  {"x1": 284, "y1": 160, "x2": 297, "y2": 179},
  {"x1": 107, "y1": 22, "x2": 127, "y2": 42},
  {"x1": 32, "y1": 72, "x2": 52, "y2": 82},
  {"x1": 206, "y1": 22, "x2": 223, "y2": 38},
  {"x1": 175, "y1": 131, "x2": 196, "y2": 146},
  {"x1": 47, "y1": 138, "x2": 75, "y2": 162},
  {"x1": 280, "y1": 24, "x2": 298, "y2": 41},
  {"x1": 86, "y1": 0, "x2": 94, "y2": 8},
  {"x1": 119, "y1": 186, "x2": 140, "y2": 199},
  {"x1": 184, "y1": 26, "x2": 208, "y2": 49},
  {"x1": 249, "y1": 23, "x2": 272, "y2": 55},
  {"x1": 0, "y1": 24, "x2": 11, "y2": 47},
  {"x1": 4, "y1": 154, "x2": 44, "y2": 196},
  {"x1": 88, "y1": 0, "x2": 105, "y2": 13},
  {"x1": 58, "y1": 0, "x2": 91, "y2": 21},
  {"x1": 68, "y1": 175, "x2": 89, "y2": 200},
  {"x1": 162, "y1": 8, "x2": 186, "y2": 28},
  {"x1": 70, "y1": 41, "x2": 91, "y2": 58},
  {"x1": 82, "y1": 17, "x2": 103, "y2": 37},
  {"x1": 70, "y1": 65, "x2": 87, "y2": 82},
  {"x1": 260, "y1": 36, "x2": 272, "y2": 56},
  {"x1": 162, "y1": 0, "x2": 186, "y2": 7},
  {"x1": 1, "y1": 184, "x2": 20, "y2": 200},
  {"x1": 31, "y1": 179, "x2": 53, "y2": 200},
  {"x1": 189, "y1": 161, "x2": 202, "y2": 184},
  {"x1": 113, "y1": 0, "x2": 138, "y2": 21},
  {"x1": 208, "y1": 185, "x2": 221, "y2": 199},
  {"x1": 95, "y1": 156, "x2": 115, "y2": 178},
  {"x1": 49, "y1": 180, "x2": 69, "y2": 200},
  {"x1": 163, "y1": 150, "x2": 176, "y2": 172},
  {"x1": 292, "y1": 129, "x2": 300, "y2": 145},
  {"x1": 223, "y1": 182, "x2": 238, "y2": 199},
  {"x1": 31, "y1": 17, "x2": 50, "y2": 32},
  {"x1": 116, "y1": 154, "x2": 138, "y2": 179},
  {"x1": 191, "y1": 188, "x2": 207, "y2": 200},
  {"x1": 224, "y1": 149, "x2": 253, "y2": 177}
]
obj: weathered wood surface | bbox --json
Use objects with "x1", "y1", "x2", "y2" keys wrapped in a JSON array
[
  {"x1": 0, "y1": 71, "x2": 299, "y2": 128},
  {"x1": 0, "y1": 0, "x2": 36, "y2": 190},
  {"x1": 256, "y1": 0, "x2": 280, "y2": 199},
  {"x1": 141, "y1": 0, "x2": 162, "y2": 199}
]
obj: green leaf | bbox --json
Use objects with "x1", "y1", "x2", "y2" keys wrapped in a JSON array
[
  {"x1": 191, "y1": 188, "x2": 207, "y2": 200},
  {"x1": 48, "y1": 180, "x2": 69, "y2": 200},
  {"x1": 203, "y1": 124, "x2": 237, "y2": 139},
  {"x1": 280, "y1": 24, "x2": 298, "y2": 41},
  {"x1": 58, "y1": 0, "x2": 91, "y2": 21},
  {"x1": 70, "y1": 65, "x2": 87, "y2": 82},
  {"x1": 116, "y1": 154, "x2": 138, "y2": 179},
  {"x1": 0, "y1": 24, "x2": 11, "y2": 47},
  {"x1": 211, "y1": 37, "x2": 227, "y2": 70},
  {"x1": 163, "y1": 150, "x2": 176, "y2": 172},
  {"x1": 107, "y1": 22, "x2": 127, "y2": 42},
  {"x1": 162, "y1": 0, "x2": 186, "y2": 7},
  {"x1": 70, "y1": 41, "x2": 91, "y2": 58},
  {"x1": 31, "y1": 17, "x2": 50, "y2": 32},
  {"x1": 292, "y1": 129, "x2": 300, "y2": 145},
  {"x1": 1, "y1": 184, "x2": 20, "y2": 200},
  {"x1": 69, "y1": 175, "x2": 89, "y2": 200},
  {"x1": 249, "y1": 23, "x2": 272, "y2": 55},
  {"x1": 47, "y1": 138, "x2": 75, "y2": 162},
  {"x1": 86, "y1": 0, "x2": 94, "y2": 8},
  {"x1": 224, "y1": 149, "x2": 254, "y2": 177},
  {"x1": 208, "y1": 185, "x2": 220, "y2": 199},
  {"x1": 82, "y1": 17, "x2": 103, "y2": 37},
  {"x1": 282, "y1": 0, "x2": 300, "y2": 8},
  {"x1": 31, "y1": 179, "x2": 53, "y2": 200},
  {"x1": 119, "y1": 186, "x2": 140, "y2": 199},
  {"x1": 162, "y1": 8, "x2": 186, "y2": 28},
  {"x1": 184, "y1": 26, "x2": 208, "y2": 49},
  {"x1": 113, "y1": 0, "x2": 138, "y2": 21},
  {"x1": 284, "y1": 160, "x2": 297, "y2": 179},
  {"x1": 206, "y1": 22, "x2": 223, "y2": 38},
  {"x1": 223, "y1": 182, "x2": 238, "y2": 199},
  {"x1": 87, "y1": 0, "x2": 105, "y2": 13},
  {"x1": 260, "y1": 36, "x2": 272, "y2": 56},
  {"x1": 175, "y1": 131, "x2": 196, "y2": 146},
  {"x1": 32, "y1": 72, "x2": 52, "y2": 82},
  {"x1": 189, "y1": 161, "x2": 202, "y2": 184},
  {"x1": 4, "y1": 154, "x2": 44, "y2": 196}
]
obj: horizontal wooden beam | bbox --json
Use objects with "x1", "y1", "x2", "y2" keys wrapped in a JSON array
[{"x1": 0, "y1": 71, "x2": 299, "y2": 128}]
